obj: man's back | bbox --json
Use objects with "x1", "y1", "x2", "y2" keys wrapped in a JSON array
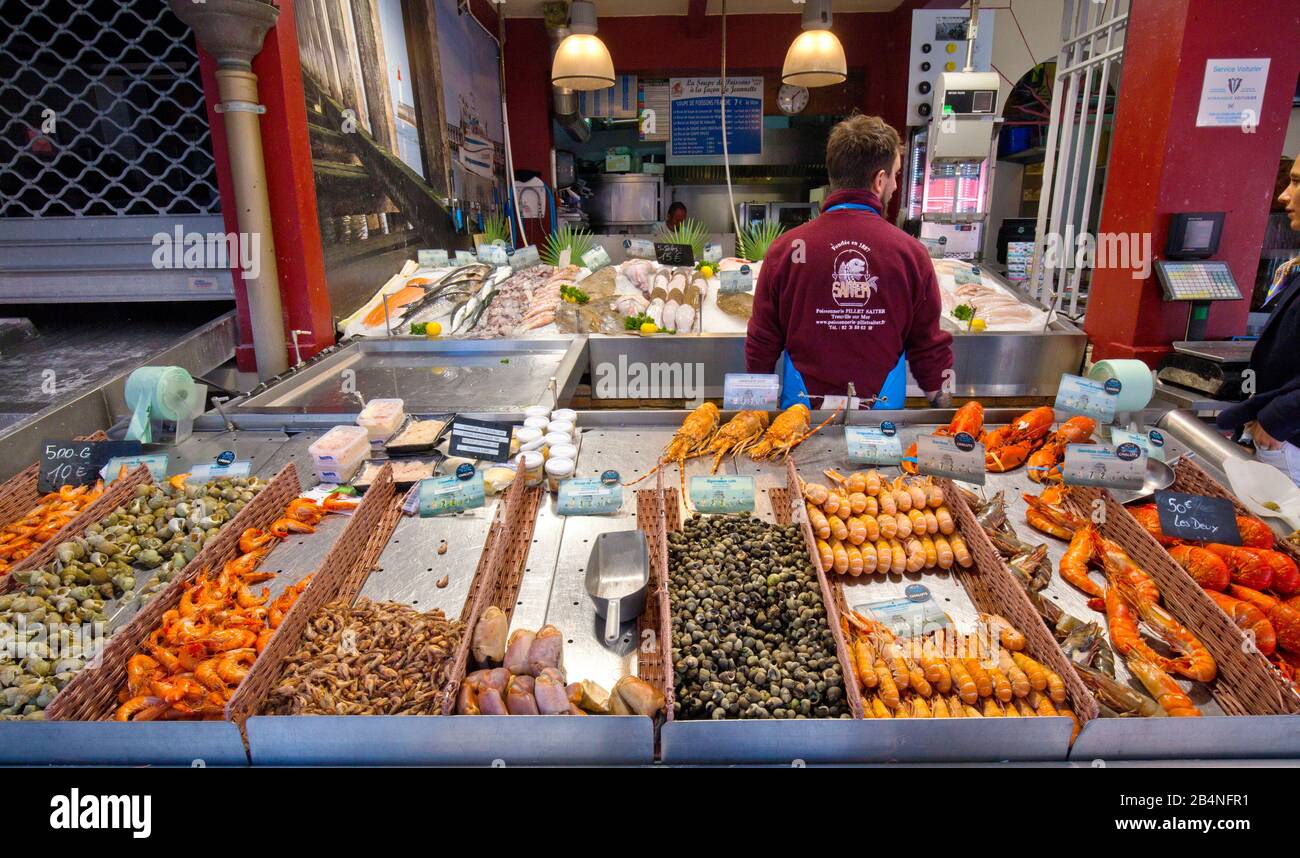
[{"x1": 745, "y1": 188, "x2": 953, "y2": 401}]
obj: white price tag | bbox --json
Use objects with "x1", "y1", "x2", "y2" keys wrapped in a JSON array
[
  {"x1": 581, "y1": 244, "x2": 613, "y2": 271},
  {"x1": 1055, "y1": 373, "x2": 1119, "y2": 424},
  {"x1": 845, "y1": 424, "x2": 903, "y2": 466},
  {"x1": 1110, "y1": 427, "x2": 1167, "y2": 462},
  {"x1": 1062, "y1": 443, "x2": 1147, "y2": 489},
  {"x1": 915, "y1": 434, "x2": 985, "y2": 485},
  {"x1": 719, "y1": 266, "x2": 753, "y2": 293},
  {"x1": 722, "y1": 373, "x2": 780, "y2": 410},
  {"x1": 418, "y1": 249, "x2": 449, "y2": 267},
  {"x1": 623, "y1": 238, "x2": 655, "y2": 260}
]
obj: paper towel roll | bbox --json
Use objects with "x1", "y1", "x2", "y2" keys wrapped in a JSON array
[
  {"x1": 1088, "y1": 359, "x2": 1154, "y2": 413},
  {"x1": 125, "y1": 366, "x2": 202, "y2": 443}
]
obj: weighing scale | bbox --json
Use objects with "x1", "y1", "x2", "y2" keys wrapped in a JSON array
[{"x1": 1156, "y1": 339, "x2": 1254, "y2": 401}]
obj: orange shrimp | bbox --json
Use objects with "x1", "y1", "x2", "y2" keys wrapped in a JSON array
[
  {"x1": 1059, "y1": 525, "x2": 1104, "y2": 599},
  {"x1": 1126, "y1": 656, "x2": 1201, "y2": 717},
  {"x1": 1102, "y1": 586, "x2": 1177, "y2": 671},
  {"x1": 114, "y1": 695, "x2": 168, "y2": 722},
  {"x1": 1120, "y1": 584, "x2": 1217, "y2": 683}
]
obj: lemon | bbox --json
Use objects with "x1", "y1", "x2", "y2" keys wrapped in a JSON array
[
  {"x1": 970, "y1": 318, "x2": 987, "y2": 332},
  {"x1": 639, "y1": 322, "x2": 658, "y2": 334},
  {"x1": 426, "y1": 321, "x2": 442, "y2": 337},
  {"x1": 699, "y1": 264, "x2": 715, "y2": 279}
]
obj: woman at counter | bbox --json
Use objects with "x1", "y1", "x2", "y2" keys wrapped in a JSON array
[
  {"x1": 1218, "y1": 152, "x2": 1300, "y2": 482},
  {"x1": 744, "y1": 115, "x2": 954, "y2": 408}
]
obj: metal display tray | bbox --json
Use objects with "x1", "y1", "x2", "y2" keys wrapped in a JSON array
[{"x1": 225, "y1": 337, "x2": 587, "y2": 415}]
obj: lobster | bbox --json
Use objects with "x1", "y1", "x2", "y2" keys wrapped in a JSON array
[
  {"x1": 983, "y1": 406, "x2": 1055, "y2": 472},
  {"x1": 902, "y1": 402, "x2": 984, "y2": 475},
  {"x1": 1026, "y1": 415, "x2": 1096, "y2": 483}
]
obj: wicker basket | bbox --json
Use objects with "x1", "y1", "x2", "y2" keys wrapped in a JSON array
[
  {"x1": 1173, "y1": 457, "x2": 1300, "y2": 569},
  {"x1": 226, "y1": 466, "x2": 398, "y2": 730},
  {"x1": 45, "y1": 464, "x2": 303, "y2": 721},
  {"x1": 634, "y1": 467, "x2": 674, "y2": 723},
  {"x1": 774, "y1": 459, "x2": 1096, "y2": 723},
  {"x1": 442, "y1": 465, "x2": 677, "y2": 721},
  {"x1": 0, "y1": 463, "x2": 153, "y2": 594},
  {"x1": 1062, "y1": 484, "x2": 1300, "y2": 715}
]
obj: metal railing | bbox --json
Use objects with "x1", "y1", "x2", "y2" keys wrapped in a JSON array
[{"x1": 1028, "y1": 0, "x2": 1129, "y2": 317}]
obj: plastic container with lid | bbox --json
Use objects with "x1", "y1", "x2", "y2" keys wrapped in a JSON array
[
  {"x1": 524, "y1": 405, "x2": 551, "y2": 420},
  {"x1": 357, "y1": 398, "x2": 405, "y2": 440},
  {"x1": 514, "y1": 426, "x2": 546, "y2": 453},
  {"x1": 523, "y1": 416, "x2": 550, "y2": 432},
  {"x1": 309, "y1": 425, "x2": 370, "y2": 484},
  {"x1": 547, "y1": 419, "x2": 575, "y2": 437},
  {"x1": 515, "y1": 451, "x2": 545, "y2": 486},
  {"x1": 543, "y1": 431, "x2": 572, "y2": 450},
  {"x1": 550, "y1": 408, "x2": 577, "y2": 424},
  {"x1": 548, "y1": 443, "x2": 578, "y2": 464},
  {"x1": 545, "y1": 456, "x2": 575, "y2": 493}
]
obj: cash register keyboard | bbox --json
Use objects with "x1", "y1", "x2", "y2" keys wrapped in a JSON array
[{"x1": 1155, "y1": 260, "x2": 1242, "y2": 301}]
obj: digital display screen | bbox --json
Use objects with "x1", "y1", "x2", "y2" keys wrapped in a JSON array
[
  {"x1": 1183, "y1": 218, "x2": 1216, "y2": 250},
  {"x1": 973, "y1": 90, "x2": 995, "y2": 112}
]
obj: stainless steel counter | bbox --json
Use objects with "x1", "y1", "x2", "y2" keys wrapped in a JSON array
[{"x1": 10, "y1": 405, "x2": 1288, "y2": 765}]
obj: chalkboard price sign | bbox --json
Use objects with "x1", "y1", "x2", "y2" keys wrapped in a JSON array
[
  {"x1": 40, "y1": 440, "x2": 142, "y2": 492},
  {"x1": 1154, "y1": 490, "x2": 1242, "y2": 545},
  {"x1": 654, "y1": 242, "x2": 695, "y2": 267}
]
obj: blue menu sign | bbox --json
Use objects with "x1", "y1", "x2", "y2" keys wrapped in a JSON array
[{"x1": 669, "y1": 77, "x2": 764, "y2": 157}]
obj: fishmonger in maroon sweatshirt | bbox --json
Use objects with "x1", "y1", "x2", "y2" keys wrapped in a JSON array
[{"x1": 745, "y1": 115, "x2": 954, "y2": 406}]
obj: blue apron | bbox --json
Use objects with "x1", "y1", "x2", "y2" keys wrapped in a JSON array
[{"x1": 778, "y1": 201, "x2": 906, "y2": 410}]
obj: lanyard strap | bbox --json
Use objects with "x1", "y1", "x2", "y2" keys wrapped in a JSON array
[{"x1": 825, "y1": 202, "x2": 880, "y2": 216}]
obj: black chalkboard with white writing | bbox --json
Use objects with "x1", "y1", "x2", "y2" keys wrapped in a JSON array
[
  {"x1": 654, "y1": 242, "x2": 695, "y2": 267},
  {"x1": 1154, "y1": 490, "x2": 1242, "y2": 545},
  {"x1": 39, "y1": 440, "x2": 142, "y2": 492}
]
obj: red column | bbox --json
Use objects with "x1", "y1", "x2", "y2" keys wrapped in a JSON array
[
  {"x1": 1084, "y1": 0, "x2": 1300, "y2": 364},
  {"x1": 198, "y1": 0, "x2": 334, "y2": 372}
]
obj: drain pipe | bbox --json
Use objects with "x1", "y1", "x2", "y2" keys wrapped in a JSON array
[{"x1": 170, "y1": 0, "x2": 289, "y2": 380}]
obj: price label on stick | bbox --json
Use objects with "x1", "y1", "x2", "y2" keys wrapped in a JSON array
[
  {"x1": 1061, "y1": 443, "x2": 1146, "y2": 490},
  {"x1": 1154, "y1": 490, "x2": 1241, "y2": 545},
  {"x1": 689, "y1": 475, "x2": 755, "y2": 514},
  {"x1": 722, "y1": 373, "x2": 779, "y2": 410},
  {"x1": 1054, "y1": 373, "x2": 1119, "y2": 424},
  {"x1": 1110, "y1": 427, "x2": 1167, "y2": 462},
  {"x1": 624, "y1": 238, "x2": 655, "y2": 260},
  {"x1": 454, "y1": 250, "x2": 477, "y2": 266},
  {"x1": 418, "y1": 473, "x2": 486, "y2": 516},
  {"x1": 915, "y1": 434, "x2": 985, "y2": 485},
  {"x1": 718, "y1": 266, "x2": 753, "y2": 294},
  {"x1": 103, "y1": 453, "x2": 169, "y2": 483},
  {"x1": 40, "y1": 440, "x2": 141, "y2": 491},
  {"x1": 846, "y1": 425, "x2": 904, "y2": 466},
  {"x1": 417, "y1": 249, "x2": 449, "y2": 267},
  {"x1": 557, "y1": 477, "x2": 623, "y2": 515},
  {"x1": 477, "y1": 244, "x2": 508, "y2": 266},
  {"x1": 581, "y1": 244, "x2": 612, "y2": 271}
]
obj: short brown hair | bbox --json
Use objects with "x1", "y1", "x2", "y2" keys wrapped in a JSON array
[{"x1": 825, "y1": 115, "x2": 902, "y2": 190}]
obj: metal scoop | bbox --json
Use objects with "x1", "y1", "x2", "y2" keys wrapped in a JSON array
[{"x1": 584, "y1": 530, "x2": 650, "y2": 645}]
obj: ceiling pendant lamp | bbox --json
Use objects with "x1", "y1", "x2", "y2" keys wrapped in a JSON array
[
  {"x1": 551, "y1": 1, "x2": 615, "y2": 91},
  {"x1": 782, "y1": 0, "x2": 847, "y2": 88}
]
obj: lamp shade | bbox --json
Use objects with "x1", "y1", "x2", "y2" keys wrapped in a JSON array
[
  {"x1": 551, "y1": 33, "x2": 615, "y2": 90},
  {"x1": 781, "y1": 29, "x2": 847, "y2": 88}
]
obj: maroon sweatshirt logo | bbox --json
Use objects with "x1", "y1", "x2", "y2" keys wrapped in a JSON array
[{"x1": 831, "y1": 242, "x2": 880, "y2": 308}]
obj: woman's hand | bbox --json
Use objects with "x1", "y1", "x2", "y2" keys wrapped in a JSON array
[{"x1": 1248, "y1": 420, "x2": 1283, "y2": 451}]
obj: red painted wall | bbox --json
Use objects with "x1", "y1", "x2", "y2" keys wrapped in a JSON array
[{"x1": 1085, "y1": 0, "x2": 1300, "y2": 363}]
